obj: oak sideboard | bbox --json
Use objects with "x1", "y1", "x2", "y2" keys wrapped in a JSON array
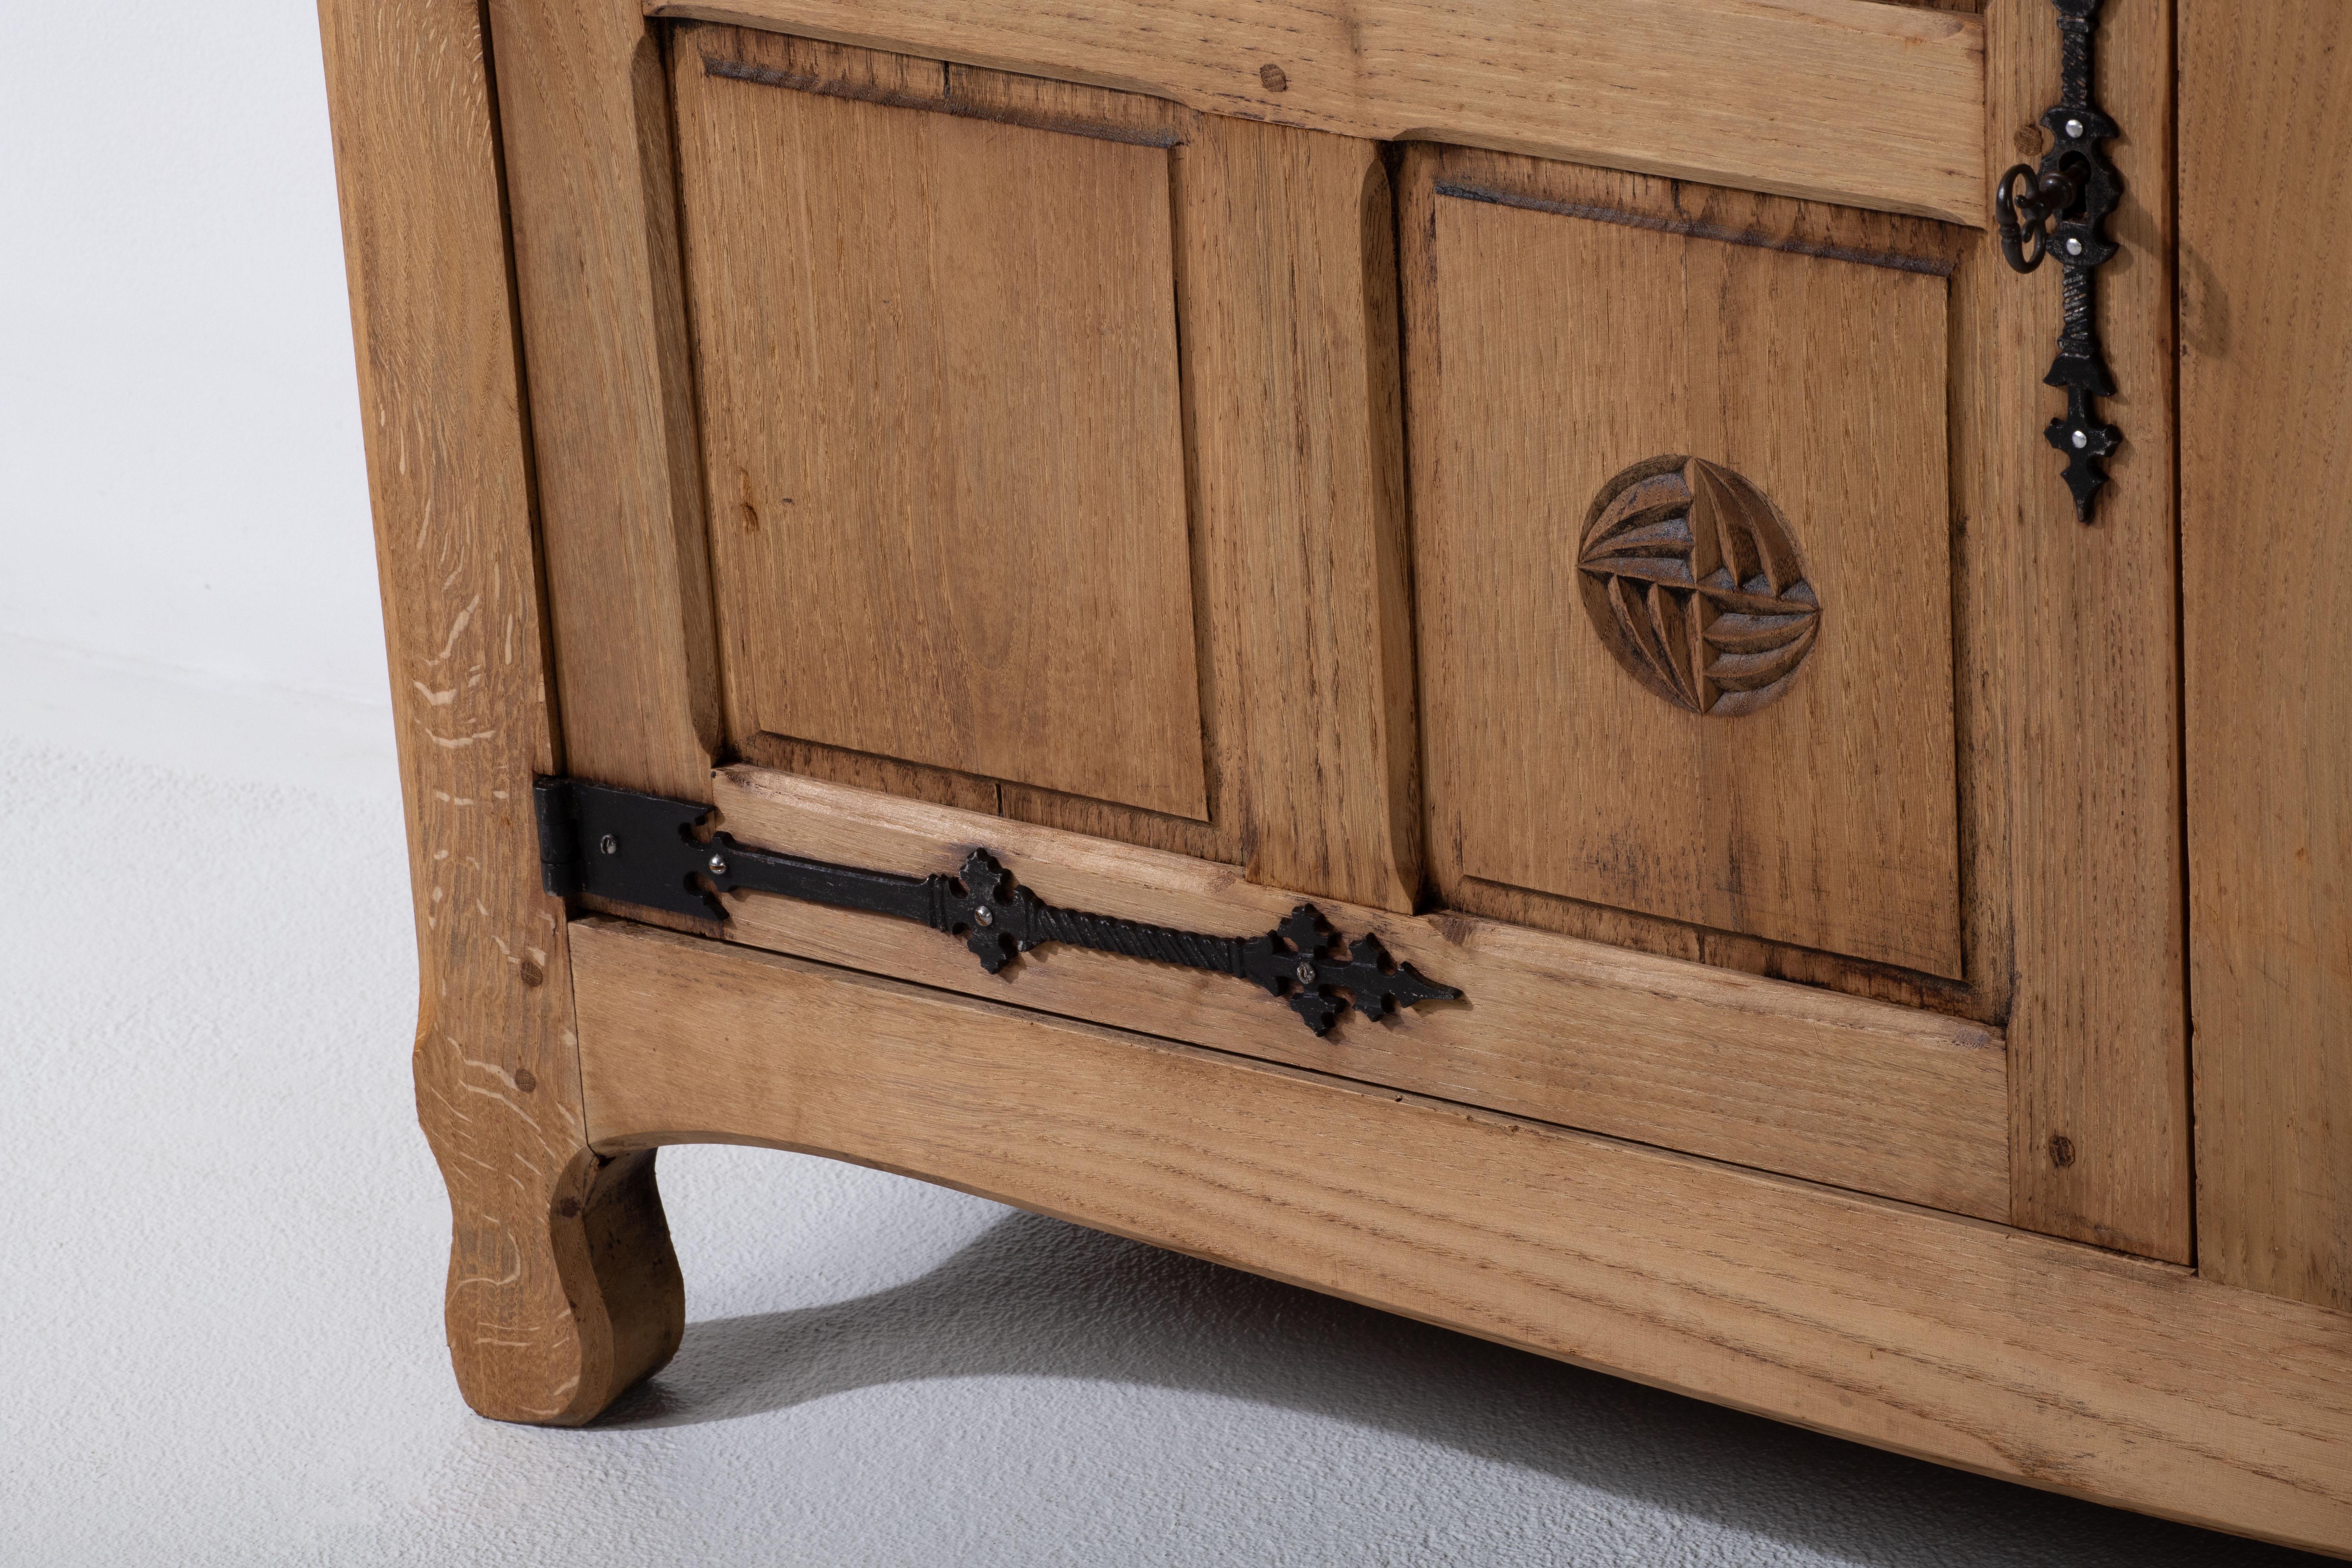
[{"x1": 318, "y1": 0, "x2": 2352, "y2": 1551}]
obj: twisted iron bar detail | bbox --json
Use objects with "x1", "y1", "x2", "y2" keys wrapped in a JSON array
[
  {"x1": 537, "y1": 777, "x2": 1462, "y2": 1037},
  {"x1": 1995, "y1": 0, "x2": 2123, "y2": 522}
]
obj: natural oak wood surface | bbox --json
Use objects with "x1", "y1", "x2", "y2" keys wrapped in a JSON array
[
  {"x1": 674, "y1": 28, "x2": 1210, "y2": 820},
  {"x1": 648, "y1": 0, "x2": 1987, "y2": 227},
  {"x1": 1403, "y1": 150, "x2": 1965, "y2": 978},
  {"x1": 1386, "y1": 140, "x2": 2015, "y2": 1038},
  {"x1": 324, "y1": 0, "x2": 2347, "y2": 1531},
  {"x1": 1381, "y1": 0, "x2": 2188, "y2": 1260},
  {"x1": 486, "y1": 0, "x2": 720, "y2": 802},
  {"x1": 1184, "y1": 117, "x2": 1422, "y2": 912},
  {"x1": 996, "y1": 783, "x2": 1237, "y2": 865},
  {"x1": 571, "y1": 917, "x2": 2352, "y2": 1557},
  {"x1": 706, "y1": 766, "x2": 2010, "y2": 1220},
  {"x1": 740, "y1": 732, "x2": 1002, "y2": 816},
  {"x1": 668, "y1": 28, "x2": 1435, "y2": 894},
  {"x1": 2182, "y1": 0, "x2": 2352, "y2": 1312},
  {"x1": 1988, "y1": 0, "x2": 2186, "y2": 1263},
  {"x1": 318, "y1": 0, "x2": 682, "y2": 1423},
  {"x1": 1931, "y1": 69, "x2": 2017, "y2": 1041}
]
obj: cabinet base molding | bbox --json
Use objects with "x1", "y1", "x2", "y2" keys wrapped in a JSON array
[{"x1": 569, "y1": 916, "x2": 2352, "y2": 1557}]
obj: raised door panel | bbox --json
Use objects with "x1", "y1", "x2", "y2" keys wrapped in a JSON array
[
  {"x1": 674, "y1": 29, "x2": 1208, "y2": 821},
  {"x1": 669, "y1": 24, "x2": 1425, "y2": 897},
  {"x1": 1409, "y1": 152, "x2": 1964, "y2": 977}
]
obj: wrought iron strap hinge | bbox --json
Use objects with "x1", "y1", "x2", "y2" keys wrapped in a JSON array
[
  {"x1": 1994, "y1": 0, "x2": 2124, "y2": 522},
  {"x1": 533, "y1": 776, "x2": 1462, "y2": 1036}
]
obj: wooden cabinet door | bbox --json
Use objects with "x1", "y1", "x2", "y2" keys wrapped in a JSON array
[
  {"x1": 492, "y1": 2, "x2": 2185, "y2": 1261},
  {"x1": 1395, "y1": 4, "x2": 2184, "y2": 1260}
]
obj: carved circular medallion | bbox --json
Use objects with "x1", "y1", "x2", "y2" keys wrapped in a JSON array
[{"x1": 1575, "y1": 456, "x2": 1821, "y2": 716}]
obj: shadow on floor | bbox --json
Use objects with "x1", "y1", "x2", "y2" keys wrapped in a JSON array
[{"x1": 594, "y1": 1209, "x2": 2322, "y2": 1567}]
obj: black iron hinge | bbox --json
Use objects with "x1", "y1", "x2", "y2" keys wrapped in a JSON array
[
  {"x1": 534, "y1": 776, "x2": 1462, "y2": 1036},
  {"x1": 1994, "y1": 0, "x2": 2125, "y2": 522}
]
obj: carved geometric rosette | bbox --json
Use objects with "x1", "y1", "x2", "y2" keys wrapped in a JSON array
[{"x1": 1575, "y1": 456, "x2": 1822, "y2": 716}]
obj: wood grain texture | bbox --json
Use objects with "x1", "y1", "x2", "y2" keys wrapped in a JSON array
[
  {"x1": 1989, "y1": 0, "x2": 2186, "y2": 1261},
  {"x1": 1403, "y1": 150, "x2": 1966, "y2": 978},
  {"x1": 1449, "y1": 880, "x2": 1700, "y2": 958},
  {"x1": 318, "y1": 0, "x2": 682, "y2": 1423},
  {"x1": 1443, "y1": 878, "x2": 1989, "y2": 1023},
  {"x1": 739, "y1": 731, "x2": 1002, "y2": 815},
  {"x1": 2182, "y1": 0, "x2": 2352, "y2": 1311},
  {"x1": 487, "y1": 0, "x2": 719, "y2": 801},
  {"x1": 707, "y1": 766, "x2": 2009, "y2": 1219},
  {"x1": 1184, "y1": 117, "x2": 1421, "y2": 911},
  {"x1": 571, "y1": 917, "x2": 2352, "y2": 1557},
  {"x1": 647, "y1": 0, "x2": 1986, "y2": 226},
  {"x1": 674, "y1": 27, "x2": 1210, "y2": 819},
  {"x1": 1935, "y1": 73, "x2": 2018, "y2": 1038},
  {"x1": 997, "y1": 784, "x2": 1236, "y2": 865}
]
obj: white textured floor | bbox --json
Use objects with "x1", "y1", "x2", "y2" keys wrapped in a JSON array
[{"x1": 0, "y1": 636, "x2": 2326, "y2": 1568}]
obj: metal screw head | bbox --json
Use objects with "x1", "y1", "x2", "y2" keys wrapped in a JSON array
[
  {"x1": 2064, "y1": 117, "x2": 2085, "y2": 139},
  {"x1": 706, "y1": 853, "x2": 729, "y2": 877},
  {"x1": 599, "y1": 834, "x2": 620, "y2": 856},
  {"x1": 1295, "y1": 959, "x2": 1318, "y2": 985},
  {"x1": 974, "y1": 905, "x2": 994, "y2": 927},
  {"x1": 2065, "y1": 236, "x2": 2083, "y2": 256},
  {"x1": 2071, "y1": 429, "x2": 2089, "y2": 450}
]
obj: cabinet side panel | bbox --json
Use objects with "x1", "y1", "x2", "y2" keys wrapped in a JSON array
[{"x1": 2182, "y1": 0, "x2": 2352, "y2": 1309}]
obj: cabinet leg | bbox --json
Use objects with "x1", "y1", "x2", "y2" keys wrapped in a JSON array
[
  {"x1": 417, "y1": 1028, "x2": 683, "y2": 1426},
  {"x1": 320, "y1": 0, "x2": 688, "y2": 1430}
]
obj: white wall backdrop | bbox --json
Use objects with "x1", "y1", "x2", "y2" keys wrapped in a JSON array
[{"x1": 0, "y1": 0, "x2": 383, "y2": 707}]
